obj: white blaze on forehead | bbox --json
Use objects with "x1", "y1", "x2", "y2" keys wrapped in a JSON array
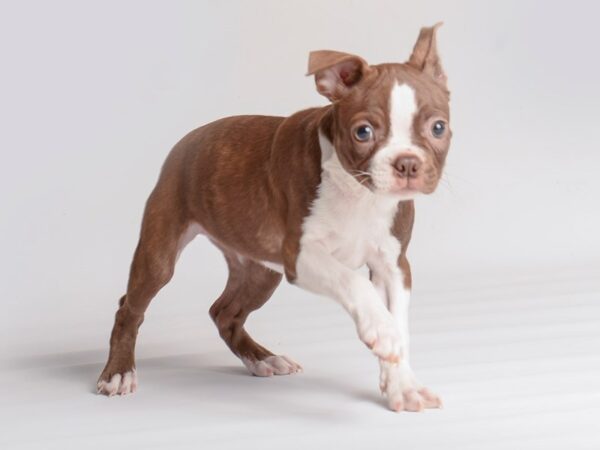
[
  {"x1": 388, "y1": 83, "x2": 417, "y2": 146},
  {"x1": 369, "y1": 83, "x2": 421, "y2": 194}
]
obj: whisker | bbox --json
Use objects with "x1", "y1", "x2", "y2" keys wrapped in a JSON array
[
  {"x1": 356, "y1": 176, "x2": 370, "y2": 186},
  {"x1": 439, "y1": 172, "x2": 458, "y2": 197},
  {"x1": 349, "y1": 169, "x2": 372, "y2": 185},
  {"x1": 350, "y1": 170, "x2": 371, "y2": 176},
  {"x1": 326, "y1": 166, "x2": 372, "y2": 186},
  {"x1": 443, "y1": 170, "x2": 474, "y2": 186}
]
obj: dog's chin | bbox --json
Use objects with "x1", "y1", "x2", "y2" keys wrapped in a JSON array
[
  {"x1": 385, "y1": 183, "x2": 430, "y2": 199},
  {"x1": 391, "y1": 188, "x2": 422, "y2": 200},
  {"x1": 370, "y1": 186, "x2": 420, "y2": 200},
  {"x1": 388, "y1": 178, "x2": 440, "y2": 199}
]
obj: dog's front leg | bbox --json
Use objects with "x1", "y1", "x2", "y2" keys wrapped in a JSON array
[
  {"x1": 370, "y1": 255, "x2": 442, "y2": 412},
  {"x1": 293, "y1": 242, "x2": 402, "y2": 363}
]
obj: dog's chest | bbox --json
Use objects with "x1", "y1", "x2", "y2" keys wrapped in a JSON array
[{"x1": 300, "y1": 154, "x2": 401, "y2": 269}]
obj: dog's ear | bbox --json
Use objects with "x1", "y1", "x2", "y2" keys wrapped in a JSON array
[
  {"x1": 408, "y1": 23, "x2": 447, "y2": 86},
  {"x1": 307, "y1": 50, "x2": 369, "y2": 101}
]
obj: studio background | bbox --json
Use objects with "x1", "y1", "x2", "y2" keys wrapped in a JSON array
[{"x1": 1, "y1": 1, "x2": 598, "y2": 449}]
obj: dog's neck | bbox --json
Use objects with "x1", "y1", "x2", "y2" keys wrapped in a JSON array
[
  {"x1": 318, "y1": 132, "x2": 369, "y2": 198},
  {"x1": 317, "y1": 130, "x2": 403, "y2": 223}
]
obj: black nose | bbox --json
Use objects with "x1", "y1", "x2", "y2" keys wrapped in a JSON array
[{"x1": 393, "y1": 155, "x2": 422, "y2": 179}]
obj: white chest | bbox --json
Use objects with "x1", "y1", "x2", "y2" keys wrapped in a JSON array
[{"x1": 300, "y1": 152, "x2": 402, "y2": 270}]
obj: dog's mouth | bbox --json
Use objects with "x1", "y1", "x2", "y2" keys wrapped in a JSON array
[
  {"x1": 392, "y1": 169, "x2": 440, "y2": 196},
  {"x1": 349, "y1": 170, "x2": 437, "y2": 197},
  {"x1": 388, "y1": 179, "x2": 442, "y2": 198},
  {"x1": 387, "y1": 178, "x2": 423, "y2": 196}
]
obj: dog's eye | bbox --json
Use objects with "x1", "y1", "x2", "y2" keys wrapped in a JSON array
[
  {"x1": 354, "y1": 125, "x2": 374, "y2": 142},
  {"x1": 431, "y1": 120, "x2": 446, "y2": 138}
]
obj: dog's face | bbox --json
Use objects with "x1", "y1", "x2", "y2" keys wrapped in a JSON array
[{"x1": 308, "y1": 24, "x2": 451, "y2": 198}]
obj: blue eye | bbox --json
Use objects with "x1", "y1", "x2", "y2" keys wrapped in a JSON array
[
  {"x1": 354, "y1": 125, "x2": 374, "y2": 142},
  {"x1": 432, "y1": 120, "x2": 446, "y2": 138}
]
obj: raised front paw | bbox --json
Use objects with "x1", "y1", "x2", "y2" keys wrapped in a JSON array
[
  {"x1": 380, "y1": 362, "x2": 442, "y2": 412},
  {"x1": 356, "y1": 306, "x2": 403, "y2": 363}
]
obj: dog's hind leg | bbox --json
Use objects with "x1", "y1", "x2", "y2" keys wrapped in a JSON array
[
  {"x1": 97, "y1": 188, "x2": 194, "y2": 396},
  {"x1": 209, "y1": 249, "x2": 301, "y2": 376}
]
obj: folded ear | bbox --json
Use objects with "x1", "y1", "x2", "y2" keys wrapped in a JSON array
[
  {"x1": 408, "y1": 22, "x2": 447, "y2": 86},
  {"x1": 307, "y1": 50, "x2": 369, "y2": 101}
]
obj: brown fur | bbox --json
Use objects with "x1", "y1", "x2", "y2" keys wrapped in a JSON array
[{"x1": 98, "y1": 24, "x2": 451, "y2": 391}]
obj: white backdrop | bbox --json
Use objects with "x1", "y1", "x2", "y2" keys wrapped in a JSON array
[
  {"x1": 1, "y1": 0, "x2": 599, "y2": 367},
  {"x1": 1, "y1": 2, "x2": 600, "y2": 449}
]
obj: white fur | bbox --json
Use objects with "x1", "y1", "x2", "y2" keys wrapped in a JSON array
[
  {"x1": 294, "y1": 120, "x2": 442, "y2": 409},
  {"x1": 258, "y1": 260, "x2": 285, "y2": 274},
  {"x1": 370, "y1": 83, "x2": 425, "y2": 194},
  {"x1": 294, "y1": 134, "x2": 405, "y2": 361},
  {"x1": 301, "y1": 136, "x2": 401, "y2": 269},
  {"x1": 242, "y1": 355, "x2": 302, "y2": 377},
  {"x1": 379, "y1": 359, "x2": 441, "y2": 411},
  {"x1": 366, "y1": 213, "x2": 442, "y2": 412},
  {"x1": 97, "y1": 370, "x2": 137, "y2": 396}
]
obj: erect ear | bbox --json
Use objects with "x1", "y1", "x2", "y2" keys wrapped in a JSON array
[
  {"x1": 408, "y1": 22, "x2": 447, "y2": 86},
  {"x1": 307, "y1": 50, "x2": 369, "y2": 101}
]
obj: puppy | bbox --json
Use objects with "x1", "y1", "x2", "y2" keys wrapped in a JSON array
[{"x1": 98, "y1": 23, "x2": 451, "y2": 412}]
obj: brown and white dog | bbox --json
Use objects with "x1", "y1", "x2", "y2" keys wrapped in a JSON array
[{"x1": 97, "y1": 23, "x2": 451, "y2": 412}]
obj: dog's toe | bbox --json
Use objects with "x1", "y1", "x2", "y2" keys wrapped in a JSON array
[
  {"x1": 380, "y1": 362, "x2": 441, "y2": 413},
  {"x1": 97, "y1": 370, "x2": 137, "y2": 396},
  {"x1": 242, "y1": 355, "x2": 302, "y2": 377},
  {"x1": 385, "y1": 386, "x2": 442, "y2": 413}
]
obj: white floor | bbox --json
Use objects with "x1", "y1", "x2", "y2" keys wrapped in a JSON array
[{"x1": 1, "y1": 267, "x2": 599, "y2": 450}]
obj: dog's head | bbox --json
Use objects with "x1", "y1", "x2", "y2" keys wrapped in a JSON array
[{"x1": 308, "y1": 23, "x2": 451, "y2": 198}]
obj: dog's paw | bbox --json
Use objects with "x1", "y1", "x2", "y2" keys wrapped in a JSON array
[
  {"x1": 97, "y1": 370, "x2": 138, "y2": 396},
  {"x1": 385, "y1": 386, "x2": 442, "y2": 412},
  {"x1": 380, "y1": 362, "x2": 442, "y2": 412},
  {"x1": 357, "y1": 307, "x2": 403, "y2": 362},
  {"x1": 242, "y1": 355, "x2": 303, "y2": 377}
]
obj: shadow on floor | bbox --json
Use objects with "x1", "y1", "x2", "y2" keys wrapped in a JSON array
[{"x1": 3, "y1": 350, "x2": 382, "y2": 416}]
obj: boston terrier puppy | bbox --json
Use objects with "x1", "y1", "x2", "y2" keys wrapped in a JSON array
[{"x1": 98, "y1": 23, "x2": 451, "y2": 412}]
